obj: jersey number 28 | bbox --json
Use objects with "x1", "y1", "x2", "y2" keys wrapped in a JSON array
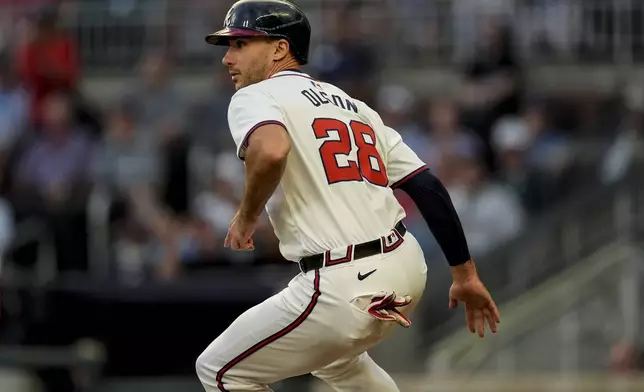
[{"x1": 312, "y1": 118, "x2": 388, "y2": 187}]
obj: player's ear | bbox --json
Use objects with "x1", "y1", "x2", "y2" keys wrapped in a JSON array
[{"x1": 272, "y1": 38, "x2": 290, "y2": 62}]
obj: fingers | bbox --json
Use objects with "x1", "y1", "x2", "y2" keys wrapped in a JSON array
[
  {"x1": 476, "y1": 309, "x2": 485, "y2": 338},
  {"x1": 465, "y1": 307, "x2": 475, "y2": 334},
  {"x1": 380, "y1": 294, "x2": 396, "y2": 307},
  {"x1": 456, "y1": 289, "x2": 501, "y2": 337},
  {"x1": 483, "y1": 307, "x2": 498, "y2": 334},
  {"x1": 225, "y1": 213, "x2": 239, "y2": 247},
  {"x1": 463, "y1": 300, "x2": 501, "y2": 338},
  {"x1": 235, "y1": 238, "x2": 254, "y2": 251},
  {"x1": 390, "y1": 309, "x2": 412, "y2": 328},
  {"x1": 369, "y1": 293, "x2": 396, "y2": 311},
  {"x1": 391, "y1": 295, "x2": 412, "y2": 307},
  {"x1": 484, "y1": 299, "x2": 500, "y2": 334},
  {"x1": 227, "y1": 235, "x2": 255, "y2": 251},
  {"x1": 490, "y1": 300, "x2": 501, "y2": 324},
  {"x1": 232, "y1": 242, "x2": 254, "y2": 251}
]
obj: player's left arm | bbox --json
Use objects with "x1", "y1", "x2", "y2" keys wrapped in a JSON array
[
  {"x1": 385, "y1": 135, "x2": 471, "y2": 268},
  {"x1": 385, "y1": 132, "x2": 500, "y2": 336},
  {"x1": 358, "y1": 99, "x2": 473, "y2": 269}
]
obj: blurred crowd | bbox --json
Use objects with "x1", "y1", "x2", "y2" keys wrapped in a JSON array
[
  {"x1": 0, "y1": 0, "x2": 641, "y2": 286},
  {"x1": 4, "y1": 0, "x2": 644, "y2": 69}
]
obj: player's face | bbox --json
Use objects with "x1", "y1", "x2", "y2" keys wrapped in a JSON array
[{"x1": 222, "y1": 38, "x2": 273, "y2": 90}]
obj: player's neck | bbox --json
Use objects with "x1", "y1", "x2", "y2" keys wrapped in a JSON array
[{"x1": 267, "y1": 59, "x2": 301, "y2": 78}]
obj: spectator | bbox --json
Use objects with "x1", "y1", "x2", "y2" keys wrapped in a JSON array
[
  {"x1": 126, "y1": 50, "x2": 190, "y2": 214},
  {"x1": 516, "y1": 0, "x2": 581, "y2": 59},
  {"x1": 0, "y1": 0, "x2": 56, "y2": 45},
  {"x1": 459, "y1": 17, "x2": 523, "y2": 171},
  {"x1": 447, "y1": 153, "x2": 525, "y2": 257},
  {"x1": 186, "y1": 69, "x2": 238, "y2": 206},
  {"x1": 15, "y1": 6, "x2": 79, "y2": 127},
  {"x1": 171, "y1": 217, "x2": 218, "y2": 266},
  {"x1": 193, "y1": 153, "x2": 241, "y2": 239},
  {"x1": 176, "y1": 0, "x2": 226, "y2": 64},
  {"x1": 0, "y1": 60, "x2": 28, "y2": 176},
  {"x1": 373, "y1": 84, "x2": 425, "y2": 237},
  {"x1": 12, "y1": 92, "x2": 92, "y2": 213},
  {"x1": 601, "y1": 89, "x2": 644, "y2": 185},
  {"x1": 392, "y1": 0, "x2": 442, "y2": 60},
  {"x1": 451, "y1": 0, "x2": 515, "y2": 63},
  {"x1": 0, "y1": 195, "x2": 13, "y2": 276},
  {"x1": 396, "y1": 99, "x2": 483, "y2": 251},
  {"x1": 91, "y1": 98, "x2": 176, "y2": 282},
  {"x1": 192, "y1": 152, "x2": 256, "y2": 265},
  {"x1": 375, "y1": 84, "x2": 423, "y2": 146},
  {"x1": 187, "y1": 67, "x2": 237, "y2": 156},
  {"x1": 12, "y1": 92, "x2": 93, "y2": 272},
  {"x1": 424, "y1": 99, "x2": 483, "y2": 175},
  {"x1": 0, "y1": 63, "x2": 16, "y2": 270},
  {"x1": 492, "y1": 116, "x2": 561, "y2": 213},
  {"x1": 308, "y1": 3, "x2": 377, "y2": 99},
  {"x1": 92, "y1": 98, "x2": 159, "y2": 203},
  {"x1": 127, "y1": 50, "x2": 186, "y2": 147},
  {"x1": 521, "y1": 101, "x2": 571, "y2": 177}
]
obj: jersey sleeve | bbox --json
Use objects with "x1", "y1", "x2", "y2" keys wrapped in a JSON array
[
  {"x1": 227, "y1": 88, "x2": 286, "y2": 160},
  {"x1": 384, "y1": 130, "x2": 428, "y2": 189},
  {"x1": 358, "y1": 102, "x2": 427, "y2": 188}
]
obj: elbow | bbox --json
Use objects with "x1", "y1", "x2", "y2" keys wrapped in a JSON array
[{"x1": 395, "y1": 167, "x2": 434, "y2": 193}]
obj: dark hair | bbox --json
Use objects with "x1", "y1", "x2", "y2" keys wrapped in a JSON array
[{"x1": 33, "y1": 5, "x2": 59, "y2": 30}]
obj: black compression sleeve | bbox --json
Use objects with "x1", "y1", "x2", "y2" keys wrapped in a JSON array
[{"x1": 395, "y1": 168, "x2": 471, "y2": 266}]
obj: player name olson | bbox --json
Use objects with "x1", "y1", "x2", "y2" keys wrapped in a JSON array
[{"x1": 301, "y1": 88, "x2": 359, "y2": 114}]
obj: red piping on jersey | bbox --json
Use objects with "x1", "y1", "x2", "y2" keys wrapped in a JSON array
[
  {"x1": 238, "y1": 120, "x2": 287, "y2": 160},
  {"x1": 215, "y1": 269, "x2": 321, "y2": 391},
  {"x1": 390, "y1": 165, "x2": 429, "y2": 189}
]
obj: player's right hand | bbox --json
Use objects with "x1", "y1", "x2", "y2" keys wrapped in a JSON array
[
  {"x1": 224, "y1": 211, "x2": 257, "y2": 251},
  {"x1": 448, "y1": 260, "x2": 500, "y2": 338}
]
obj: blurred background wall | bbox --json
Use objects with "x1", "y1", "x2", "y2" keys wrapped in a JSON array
[{"x1": 0, "y1": 0, "x2": 643, "y2": 391}]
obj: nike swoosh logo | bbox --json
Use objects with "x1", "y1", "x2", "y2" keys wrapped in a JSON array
[{"x1": 357, "y1": 269, "x2": 377, "y2": 281}]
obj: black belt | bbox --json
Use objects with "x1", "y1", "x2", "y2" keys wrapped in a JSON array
[{"x1": 298, "y1": 221, "x2": 407, "y2": 274}]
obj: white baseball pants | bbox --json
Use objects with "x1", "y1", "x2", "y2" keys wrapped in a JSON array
[{"x1": 196, "y1": 232, "x2": 428, "y2": 391}]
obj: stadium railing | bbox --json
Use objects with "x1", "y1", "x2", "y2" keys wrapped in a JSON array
[
  {"x1": 87, "y1": 187, "x2": 112, "y2": 281},
  {"x1": 0, "y1": 218, "x2": 57, "y2": 296},
  {"x1": 426, "y1": 241, "x2": 644, "y2": 375}
]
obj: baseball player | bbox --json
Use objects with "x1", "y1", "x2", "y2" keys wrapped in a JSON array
[{"x1": 196, "y1": 1, "x2": 501, "y2": 391}]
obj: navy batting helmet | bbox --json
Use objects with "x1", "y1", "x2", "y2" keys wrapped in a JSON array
[{"x1": 205, "y1": 0, "x2": 311, "y2": 65}]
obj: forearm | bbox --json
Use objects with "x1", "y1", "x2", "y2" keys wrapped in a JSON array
[
  {"x1": 396, "y1": 168, "x2": 471, "y2": 267},
  {"x1": 238, "y1": 152, "x2": 287, "y2": 221}
]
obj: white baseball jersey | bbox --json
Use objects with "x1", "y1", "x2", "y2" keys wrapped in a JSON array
[{"x1": 228, "y1": 70, "x2": 426, "y2": 261}]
